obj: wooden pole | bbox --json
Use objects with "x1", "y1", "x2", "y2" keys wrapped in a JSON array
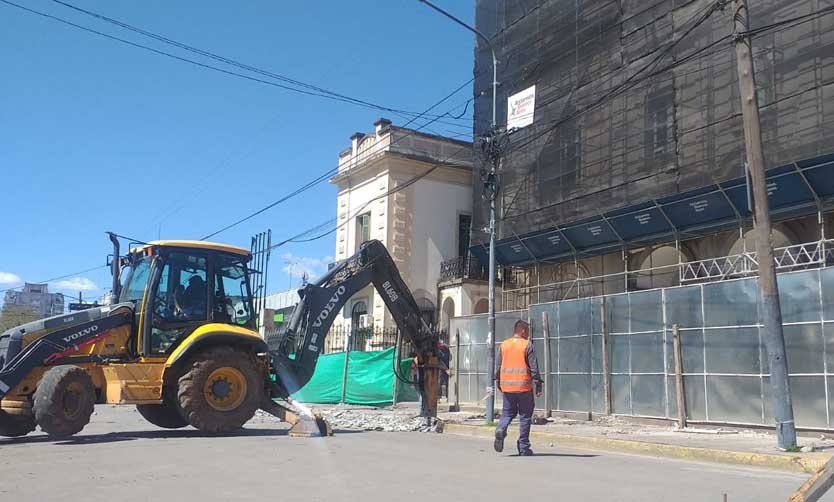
[
  {"x1": 673, "y1": 323, "x2": 687, "y2": 429},
  {"x1": 542, "y1": 310, "x2": 552, "y2": 417},
  {"x1": 733, "y1": 0, "x2": 796, "y2": 450},
  {"x1": 601, "y1": 297, "x2": 612, "y2": 415}
]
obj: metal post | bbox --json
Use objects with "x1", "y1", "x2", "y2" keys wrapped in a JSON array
[
  {"x1": 542, "y1": 311, "x2": 552, "y2": 417},
  {"x1": 417, "y1": 0, "x2": 500, "y2": 426},
  {"x1": 601, "y1": 297, "x2": 612, "y2": 415},
  {"x1": 341, "y1": 329, "x2": 351, "y2": 404},
  {"x1": 453, "y1": 329, "x2": 461, "y2": 412},
  {"x1": 392, "y1": 342, "x2": 400, "y2": 406},
  {"x1": 672, "y1": 324, "x2": 687, "y2": 429},
  {"x1": 486, "y1": 195, "x2": 497, "y2": 423},
  {"x1": 733, "y1": 0, "x2": 796, "y2": 450}
]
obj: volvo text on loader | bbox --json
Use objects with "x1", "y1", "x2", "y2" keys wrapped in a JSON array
[{"x1": 0, "y1": 233, "x2": 442, "y2": 438}]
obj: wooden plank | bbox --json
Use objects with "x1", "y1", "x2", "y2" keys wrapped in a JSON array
[{"x1": 788, "y1": 456, "x2": 834, "y2": 502}]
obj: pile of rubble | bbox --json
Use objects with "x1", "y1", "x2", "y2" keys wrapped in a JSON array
[
  {"x1": 250, "y1": 403, "x2": 446, "y2": 432},
  {"x1": 318, "y1": 407, "x2": 442, "y2": 432}
]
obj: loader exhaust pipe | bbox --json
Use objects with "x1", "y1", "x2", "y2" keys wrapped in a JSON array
[{"x1": 107, "y1": 232, "x2": 121, "y2": 302}]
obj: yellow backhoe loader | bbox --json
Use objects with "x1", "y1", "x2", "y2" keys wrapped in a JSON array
[{"x1": 0, "y1": 233, "x2": 441, "y2": 438}]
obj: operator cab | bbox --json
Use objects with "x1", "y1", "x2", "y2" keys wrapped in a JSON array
[{"x1": 116, "y1": 240, "x2": 256, "y2": 356}]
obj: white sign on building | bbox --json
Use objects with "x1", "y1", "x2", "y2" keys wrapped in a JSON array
[{"x1": 507, "y1": 85, "x2": 536, "y2": 130}]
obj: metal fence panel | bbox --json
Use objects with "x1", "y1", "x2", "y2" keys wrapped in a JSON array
[
  {"x1": 702, "y1": 279, "x2": 759, "y2": 327},
  {"x1": 449, "y1": 268, "x2": 834, "y2": 429}
]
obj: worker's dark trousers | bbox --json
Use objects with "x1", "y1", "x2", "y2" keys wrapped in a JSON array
[{"x1": 497, "y1": 390, "x2": 534, "y2": 452}]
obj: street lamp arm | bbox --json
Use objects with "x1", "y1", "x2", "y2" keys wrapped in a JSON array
[
  {"x1": 417, "y1": 0, "x2": 498, "y2": 129},
  {"x1": 417, "y1": 0, "x2": 495, "y2": 58},
  {"x1": 418, "y1": 0, "x2": 501, "y2": 425}
]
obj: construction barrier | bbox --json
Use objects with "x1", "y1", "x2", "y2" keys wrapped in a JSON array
[{"x1": 292, "y1": 347, "x2": 419, "y2": 405}]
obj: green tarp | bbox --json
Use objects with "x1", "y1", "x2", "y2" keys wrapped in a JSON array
[{"x1": 291, "y1": 347, "x2": 419, "y2": 405}]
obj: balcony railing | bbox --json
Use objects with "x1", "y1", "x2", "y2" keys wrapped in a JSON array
[{"x1": 439, "y1": 256, "x2": 488, "y2": 283}]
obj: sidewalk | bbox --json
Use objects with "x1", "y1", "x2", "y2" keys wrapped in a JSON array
[{"x1": 438, "y1": 411, "x2": 834, "y2": 474}]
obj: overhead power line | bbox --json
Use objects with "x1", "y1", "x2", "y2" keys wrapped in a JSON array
[
  {"x1": 199, "y1": 77, "x2": 476, "y2": 241},
  {"x1": 1, "y1": 0, "x2": 472, "y2": 125},
  {"x1": 498, "y1": 1, "x2": 727, "y2": 216},
  {"x1": 257, "y1": 138, "x2": 474, "y2": 255},
  {"x1": 0, "y1": 265, "x2": 108, "y2": 294},
  {"x1": 497, "y1": 0, "x2": 834, "y2": 220}
]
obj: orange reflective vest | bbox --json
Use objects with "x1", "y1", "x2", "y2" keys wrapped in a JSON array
[{"x1": 499, "y1": 337, "x2": 532, "y2": 393}]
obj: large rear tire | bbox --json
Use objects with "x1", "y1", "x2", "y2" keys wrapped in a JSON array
[
  {"x1": 136, "y1": 403, "x2": 188, "y2": 429},
  {"x1": 33, "y1": 365, "x2": 96, "y2": 438},
  {"x1": 0, "y1": 410, "x2": 36, "y2": 437},
  {"x1": 177, "y1": 347, "x2": 263, "y2": 433}
]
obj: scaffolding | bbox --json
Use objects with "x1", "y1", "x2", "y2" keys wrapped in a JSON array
[{"x1": 472, "y1": 0, "x2": 834, "y2": 263}]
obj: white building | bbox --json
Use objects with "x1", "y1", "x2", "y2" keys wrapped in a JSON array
[{"x1": 331, "y1": 118, "x2": 478, "y2": 339}]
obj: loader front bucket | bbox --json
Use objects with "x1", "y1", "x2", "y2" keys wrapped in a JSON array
[
  {"x1": 288, "y1": 414, "x2": 332, "y2": 437},
  {"x1": 260, "y1": 398, "x2": 333, "y2": 438}
]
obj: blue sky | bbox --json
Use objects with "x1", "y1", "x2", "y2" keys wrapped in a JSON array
[{"x1": 0, "y1": 0, "x2": 474, "y2": 303}]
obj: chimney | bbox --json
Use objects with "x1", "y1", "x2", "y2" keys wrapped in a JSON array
[
  {"x1": 350, "y1": 132, "x2": 366, "y2": 156},
  {"x1": 374, "y1": 118, "x2": 392, "y2": 136}
]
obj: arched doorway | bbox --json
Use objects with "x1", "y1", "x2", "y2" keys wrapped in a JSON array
[
  {"x1": 351, "y1": 300, "x2": 368, "y2": 325},
  {"x1": 728, "y1": 227, "x2": 796, "y2": 256},
  {"x1": 634, "y1": 245, "x2": 692, "y2": 290},
  {"x1": 441, "y1": 297, "x2": 455, "y2": 337},
  {"x1": 474, "y1": 298, "x2": 488, "y2": 314},
  {"x1": 416, "y1": 298, "x2": 436, "y2": 329},
  {"x1": 350, "y1": 300, "x2": 368, "y2": 351}
]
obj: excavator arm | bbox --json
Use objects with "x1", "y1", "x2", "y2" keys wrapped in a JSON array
[{"x1": 268, "y1": 239, "x2": 442, "y2": 418}]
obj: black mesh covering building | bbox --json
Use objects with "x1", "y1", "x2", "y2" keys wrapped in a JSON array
[{"x1": 470, "y1": 0, "x2": 834, "y2": 274}]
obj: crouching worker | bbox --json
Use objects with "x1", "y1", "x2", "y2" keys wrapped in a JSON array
[{"x1": 489, "y1": 320, "x2": 542, "y2": 456}]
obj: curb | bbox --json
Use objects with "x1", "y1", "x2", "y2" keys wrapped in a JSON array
[{"x1": 443, "y1": 423, "x2": 831, "y2": 474}]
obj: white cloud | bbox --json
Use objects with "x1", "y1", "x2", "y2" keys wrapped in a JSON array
[
  {"x1": 51, "y1": 277, "x2": 99, "y2": 292},
  {"x1": 280, "y1": 253, "x2": 334, "y2": 283},
  {"x1": 0, "y1": 272, "x2": 21, "y2": 285}
]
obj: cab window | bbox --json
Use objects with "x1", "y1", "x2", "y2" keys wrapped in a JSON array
[
  {"x1": 150, "y1": 252, "x2": 208, "y2": 355},
  {"x1": 119, "y1": 257, "x2": 152, "y2": 303},
  {"x1": 213, "y1": 255, "x2": 253, "y2": 328}
]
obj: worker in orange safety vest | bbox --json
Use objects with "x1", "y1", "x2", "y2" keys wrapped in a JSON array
[{"x1": 488, "y1": 319, "x2": 542, "y2": 456}]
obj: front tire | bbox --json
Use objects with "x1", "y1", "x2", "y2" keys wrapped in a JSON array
[
  {"x1": 0, "y1": 410, "x2": 36, "y2": 437},
  {"x1": 33, "y1": 365, "x2": 96, "y2": 437},
  {"x1": 136, "y1": 403, "x2": 188, "y2": 429},
  {"x1": 177, "y1": 347, "x2": 263, "y2": 433}
]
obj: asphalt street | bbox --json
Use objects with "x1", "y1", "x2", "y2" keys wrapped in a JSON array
[{"x1": 0, "y1": 406, "x2": 827, "y2": 502}]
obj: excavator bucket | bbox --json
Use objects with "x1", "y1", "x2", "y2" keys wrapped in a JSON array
[{"x1": 260, "y1": 399, "x2": 333, "y2": 438}]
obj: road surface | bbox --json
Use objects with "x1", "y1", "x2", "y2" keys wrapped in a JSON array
[{"x1": 0, "y1": 406, "x2": 827, "y2": 502}]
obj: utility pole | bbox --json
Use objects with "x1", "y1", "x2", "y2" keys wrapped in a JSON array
[
  {"x1": 732, "y1": 0, "x2": 796, "y2": 449},
  {"x1": 417, "y1": 0, "x2": 500, "y2": 425}
]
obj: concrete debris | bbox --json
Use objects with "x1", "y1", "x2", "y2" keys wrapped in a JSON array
[
  {"x1": 320, "y1": 410, "x2": 441, "y2": 432},
  {"x1": 800, "y1": 445, "x2": 815, "y2": 453}
]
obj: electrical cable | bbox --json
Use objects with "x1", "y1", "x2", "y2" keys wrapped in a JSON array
[
  {"x1": 0, "y1": 265, "x2": 109, "y2": 294},
  {"x1": 497, "y1": 1, "x2": 728, "y2": 217},
  {"x1": 200, "y1": 78, "x2": 477, "y2": 241},
  {"x1": 1, "y1": 0, "x2": 472, "y2": 125}
]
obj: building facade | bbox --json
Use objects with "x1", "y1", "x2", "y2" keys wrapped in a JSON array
[
  {"x1": 447, "y1": 0, "x2": 834, "y2": 429},
  {"x1": 2, "y1": 283, "x2": 64, "y2": 319},
  {"x1": 469, "y1": 0, "x2": 834, "y2": 308},
  {"x1": 330, "y1": 118, "x2": 474, "y2": 342}
]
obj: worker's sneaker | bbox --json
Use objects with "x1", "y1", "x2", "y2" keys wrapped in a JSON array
[
  {"x1": 519, "y1": 449, "x2": 534, "y2": 457},
  {"x1": 493, "y1": 428, "x2": 506, "y2": 452}
]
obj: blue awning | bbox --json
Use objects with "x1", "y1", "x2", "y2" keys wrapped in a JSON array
[{"x1": 472, "y1": 153, "x2": 834, "y2": 266}]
